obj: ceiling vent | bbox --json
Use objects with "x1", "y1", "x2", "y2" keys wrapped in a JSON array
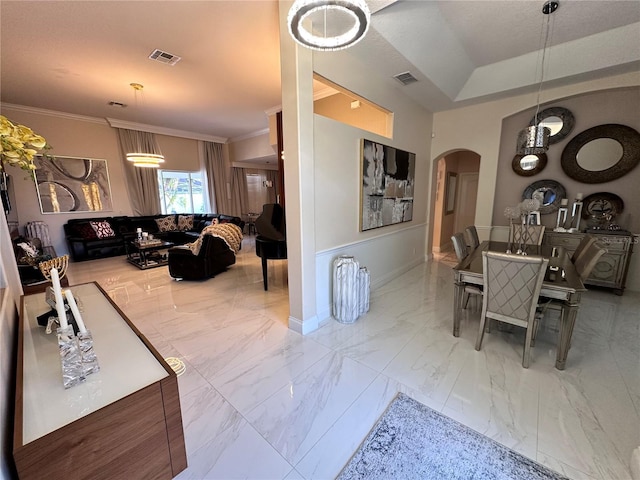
[
  {"x1": 148, "y1": 49, "x2": 181, "y2": 66},
  {"x1": 393, "y1": 71, "x2": 418, "y2": 86},
  {"x1": 108, "y1": 101, "x2": 127, "y2": 108}
]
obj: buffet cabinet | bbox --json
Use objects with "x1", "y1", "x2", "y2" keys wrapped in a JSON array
[
  {"x1": 14, "y1": 282, "x2": 187, "y2": 479},
  {"x1": 543, "y1": 231, "x2": 635, "y2": 295}
]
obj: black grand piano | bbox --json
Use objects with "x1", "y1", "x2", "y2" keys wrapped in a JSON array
[{"x1": 254, "y1": 203, "x2": 287, "y2": 291}]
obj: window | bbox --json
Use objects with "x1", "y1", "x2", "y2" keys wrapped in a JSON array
[{"x1": 158, "y1": 170, "x2": 205, "y2": 214}]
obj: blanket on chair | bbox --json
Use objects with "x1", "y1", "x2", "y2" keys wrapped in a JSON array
[{"x1": 186, "y1": 223, "x2": 243, "y2": 256}]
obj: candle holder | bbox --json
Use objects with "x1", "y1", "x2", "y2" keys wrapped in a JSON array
[
  {"x1": 568, "y1": 200, "x2": 583, "y2": 232},
  {"x1": 57, "y1": 325, "x2": 85, "y2": 388},
  {"x1": 554, "y1": 207, "x2": 569, "y2": 232}
]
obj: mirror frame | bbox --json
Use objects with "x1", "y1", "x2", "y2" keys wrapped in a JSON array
[
  {"x1": 522, "y1": 179, "x2": 567, "y2": 215},
  {"x1": 529, "y1": 106, "x2": 575, "y2": 144},
  {"x1": 561, "y1": 124, "x2": 640, "y2": 184},
  {"x1": 512, "y1": 153, "x2": 547, "y2": 177},
  {"x1": 581, "y1": 192, "x2": 624, "y2": 220}
]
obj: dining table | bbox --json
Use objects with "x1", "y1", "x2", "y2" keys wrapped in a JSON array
[{"x1": 452, "y1": 240, "x2": 586, "y2": 370}]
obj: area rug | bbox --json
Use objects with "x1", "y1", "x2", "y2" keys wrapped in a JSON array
[{"x1": 337, "y1": 393, "x2": 568, "y2": 480}]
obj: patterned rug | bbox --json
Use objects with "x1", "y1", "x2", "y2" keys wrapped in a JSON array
[{"x1": 337, "y1": 393, "x2": 569, "y2": 480}]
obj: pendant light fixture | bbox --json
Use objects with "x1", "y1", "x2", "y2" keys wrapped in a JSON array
[
  {"x1": 126, "y1": 83, "x2": 165, "y2": 168},
  {"x1": 287, "y1": 0, "x2": 371, "y2": 51},
  {"x1": 516, "y1": 1, "x2": 558, "y2": 156}
]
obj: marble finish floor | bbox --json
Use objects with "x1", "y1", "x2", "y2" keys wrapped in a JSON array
[{"x1": 66, "y1": 238, "x2": 639, "y2": 480}]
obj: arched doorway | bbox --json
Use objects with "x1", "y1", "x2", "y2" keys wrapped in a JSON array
[{"x1": 429, "y1": 150, "x2": 481, "y2": 262}]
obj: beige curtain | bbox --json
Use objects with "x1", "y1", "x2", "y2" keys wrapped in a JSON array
[
  {"x1": 202, "y1": 141, "x2": 227, "y2": 214},
  {"x1": 230, "y1": 167, "x2": 249, "y2": 218},
  {"x1": 116, "y1": 129, "x2": 162, "y2": 215}
]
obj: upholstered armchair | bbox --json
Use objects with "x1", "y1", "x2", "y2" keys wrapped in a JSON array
[{"x1": 167, "y1": 234, "x2": 237, "y2": 280}]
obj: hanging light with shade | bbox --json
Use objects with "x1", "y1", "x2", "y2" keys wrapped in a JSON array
[
  {"x1": 516, "y1": 0, "x2": 559, "y2": 156},
  {"x1": 287, "y1": 0, "x2": 371, "y2": 51},
  {"x1": 126, "y1": 83, "x2": 165, "y2": 168}
]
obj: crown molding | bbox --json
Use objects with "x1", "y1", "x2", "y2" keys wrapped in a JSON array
[
  {"x1": 106, "y1": 118, "x2": 227, "y2": 143},
  {"x1": 230, "y1": 128, "x2": 270, "y2": 143},
  {"x1": 1, "y1": 103, "x2": 108, "y2": 124}
]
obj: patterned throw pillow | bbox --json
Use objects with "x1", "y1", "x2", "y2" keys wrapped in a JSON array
[
  {"x1": 89, "y1": 220, "x2": 116, "y2": 239},
  {"x1": 178, "y1": 214, "x2": 194, "y2": 231},
  {"x1": 74, "y1": 223, "x2": 98, "y2": 239},
  {"x1": 155, "y1": 215, "x2": 177, "y2": 232}
]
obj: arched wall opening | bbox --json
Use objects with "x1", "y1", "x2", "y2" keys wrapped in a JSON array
[{"x1": 429, "y1": 149, "x2": 481, "y2": 256}]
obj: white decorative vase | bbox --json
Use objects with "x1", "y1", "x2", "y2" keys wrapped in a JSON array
[
  {"x1": 333, "y1": 255, "x2": 360, "y2": 324},
  {"x1": 358, "y1": 267, "x2": 370, "y2": 315}
]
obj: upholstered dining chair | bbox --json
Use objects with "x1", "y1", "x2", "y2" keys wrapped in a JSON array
[
  {"x1": 464, "y1": 225, "x2": 480, "y2": 249},
  {"x1": 510, "y1": 224, "x2": 546, "y2": 246},
  {"x1": 571, "y1": 234, "x2": 598, "y2": 263},
  {"x1": 532, "y1": 240, "x2": 607, "y2": 346},
  {"x1": 475, "y1": 251, "x2": 549, "y2": 368},
  {"x1": 451, "y1": 232, "x2": 483, "y2": 309}
]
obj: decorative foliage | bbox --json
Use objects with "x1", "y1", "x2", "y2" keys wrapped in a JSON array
[{"x1": 0, "y1": 115, "x2": 48, "y2": 173}]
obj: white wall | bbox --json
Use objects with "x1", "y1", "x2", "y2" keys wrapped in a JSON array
[{"x1": 0, "y1": 207, "x2": 23, "y2": 478}]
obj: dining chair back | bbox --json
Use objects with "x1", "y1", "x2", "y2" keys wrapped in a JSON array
[
  {"x1": 451, "y1": 232, "x2": 469, "y2": 262},
  {"x1": 511, "y1": 224, "x2": 545, "y2": 246},
  {"x1": 574, "y1": 241, "x2": 607, "y2": 280},
  {"x1": 571, "y1": 234, "x2": 598, "y2": 264},
  {"x1": 464, "y1": 226, "x2": 480, "y2": 249},
  {"x1": 475, "y1": 251, "x2": 549, "y2": 368}
]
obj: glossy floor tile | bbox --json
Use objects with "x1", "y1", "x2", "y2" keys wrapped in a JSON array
[{"x1": 66, "y1": 238, "x2": 639, "y2": 480}]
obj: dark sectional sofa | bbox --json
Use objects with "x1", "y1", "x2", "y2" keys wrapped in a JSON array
[{"x1": 64, "y1": 213, "x2": 244, "y2": 262}]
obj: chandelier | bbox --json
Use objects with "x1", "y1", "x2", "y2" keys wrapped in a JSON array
[
  {"x1": 127, "y1": 83, "x2": 165, "y2": 168},
  {"x1": 516, "y1": 1, "x2": 558, "y2": 155},
  {"x1": 287, "y1": 0, "x2": 371, "y2": 51}
]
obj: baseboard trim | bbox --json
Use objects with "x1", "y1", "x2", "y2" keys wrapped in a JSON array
[{"x1": 288, "y1": 314, "x2": 320, "y2": 335}]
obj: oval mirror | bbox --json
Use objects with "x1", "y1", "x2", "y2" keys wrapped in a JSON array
[
  {"x1": 522, "y1": 179, "x2": 566, "y2": 214},
  {"x1": 529, "y1": 106, "x2": 575, "y2": 144},
  {"x1": 512, "y1": 153, "x2": 547, "y2": 176},
  {"x1": 561, "y1": 124, "x2": 640, "y2": 183},
  {"x1": 576, "y1": 138, "x2": 624, "y2": 171}
]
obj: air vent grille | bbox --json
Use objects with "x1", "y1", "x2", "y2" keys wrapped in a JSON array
[
  {"x1": 148, "y1": 49, "x2": 181, "y2": 66},
  {"x1": 393, "y1": 71, "x2": 418, "y2": 86}
]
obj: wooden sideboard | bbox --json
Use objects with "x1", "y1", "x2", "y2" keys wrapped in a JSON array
[
  {"x1": 14, "y1": 282, "x2": 187, "y2": 479},
  {"x1": 543, "y1": 231, "x2": 635, "y2": 295}
]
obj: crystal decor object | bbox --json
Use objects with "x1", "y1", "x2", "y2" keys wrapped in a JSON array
[
  {"x1": 57, "y1": 325, "x2": 84, "y2": 389},
  {"x1": 78, "y1": 330, "x2": 100, "y2": 377}
]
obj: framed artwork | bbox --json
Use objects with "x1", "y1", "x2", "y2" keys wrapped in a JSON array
[
  {"x1": 445, "y1": 172, "x2": 457, "y2": 214},
  {"x1": 360, "y1": 139, "x2": 415, "y2": 231},
  {"x1": 34, "y1": 155, "x2": 113, "y2": 214}
]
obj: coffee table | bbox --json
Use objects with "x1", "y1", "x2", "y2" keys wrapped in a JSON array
[{"x1": 126, "y1": 240, "x2": 174, "y2": 269}]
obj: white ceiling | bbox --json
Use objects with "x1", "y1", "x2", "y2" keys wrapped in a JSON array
[{"x1": 1, "y1": 1, "x2": 639, "y2": 143}]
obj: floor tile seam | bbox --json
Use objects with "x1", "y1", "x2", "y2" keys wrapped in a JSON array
[{"x1": 290, "y1": 370, "x2": 384, "y2": 476}]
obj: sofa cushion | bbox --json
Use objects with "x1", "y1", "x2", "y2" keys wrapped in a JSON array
[
  {"x1": 90, "y1": 220, "x2": 116, "y2": 238},
  {"x1": 178, "y1": 214, "x2": 194, "y2": 231},
  {"x1": 155, "y1": 215, "x2": 178, "y2": 232},
  {"x1": 73, "y1": 222, "x2": 98, "y2": 239}
]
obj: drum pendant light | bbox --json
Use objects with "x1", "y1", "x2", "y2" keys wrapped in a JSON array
[{"x1": 516, "y1": 1, "x2": 559, "y2": 156}]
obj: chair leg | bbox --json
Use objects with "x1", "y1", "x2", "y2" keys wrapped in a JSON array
[
  {"x1": 531, "y1": 310, "x2": 543, "y2": 347},
  {"x1": 463, "y1": 292, "x2": 470, "y2": 309},
  {"x1": 475, "y1": 315, "x2": 487, "y2": 351},
  {"x1": 523, "y1": 325, "x2": 534, "y2": 368}
]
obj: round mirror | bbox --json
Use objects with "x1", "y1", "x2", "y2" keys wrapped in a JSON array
[
  {"x1": 529, "y1": 106, "x2": 575, "y2": 144},
  {"x1": 576, "y1": 138, "x2": 624, "y2": 171},
  {"x1": 512, "y1": 153, "x2": 547, "y2": 177},
  {"x1": 561, "y1": 124, "x2": 640, "y2": 183},
  {"x1": 539, "y1": 115, "x2": 563, "y2": 136},
  {"x1": 522, "y1": 179, "x2": 566, "y2": 214}
]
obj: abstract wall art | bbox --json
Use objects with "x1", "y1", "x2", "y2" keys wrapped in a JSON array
[
  {"x1": 360, "y1": 139, "x2": 415, "y2": 231},
  {"x1": 34, "y1": 155, "x2": 113, "y2": 214}
]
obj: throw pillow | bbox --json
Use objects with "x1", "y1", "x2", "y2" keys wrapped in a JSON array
[
  {"x1": 90, "y1": 220, "x2": 116, "y2": 239},
  {"x1": 74, "y1": 223, "x2": 98, "y2": 239},
  {"x1": 155, "y1": 215, "x2": 177, "y2": 232},
  {"x1": 178, "y1": 214, "x2": 194, "y2": 231}
]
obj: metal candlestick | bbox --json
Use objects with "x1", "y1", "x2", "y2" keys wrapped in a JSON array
[{"x1": 555, "y1": 207, "x2": 568, "y2": 232}]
